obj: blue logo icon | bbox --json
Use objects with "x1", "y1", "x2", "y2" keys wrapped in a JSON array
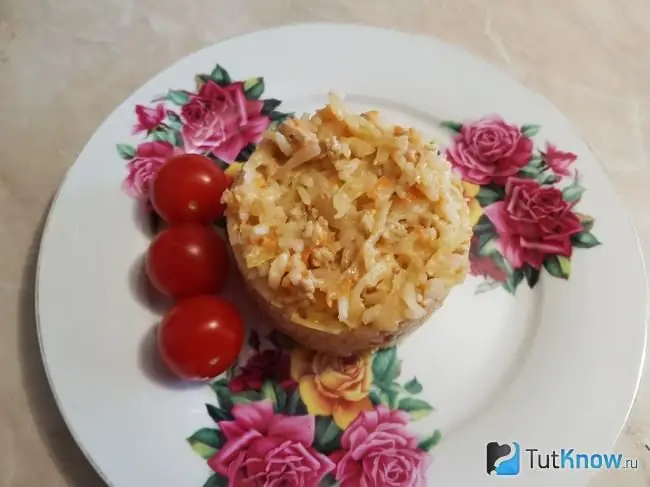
[{"x1": 486, "y1": 442, "x2": 521, "y2": 476}]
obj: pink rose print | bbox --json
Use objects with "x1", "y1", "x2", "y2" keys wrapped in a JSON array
[
  {"x1": 181, "y1": 80, "x2": 270, "y2": 163},
  {"x1": 229, "y1": 350, "x2": 296, "y2": 393},
  {"x1": 541, "y1": 143, "x2": 577, "y2": 177},
  {"x1": 208, "y1": 400, "x2": 334, "y2": 487},
  {"x1": 132, "y1": 103, "x2": 166, "y2": 134},
  {"x1": 330, "y1": 406, "x2": 429, "y2": 487},
  {"x1": 484, "y1": 178, "x2": 583, "y2": 270},
  {"x1": 122, "y1": 141, "x2": 176, "y2": 199},
  {"x1": 446, "y1": 117, "x2": 533, "y2": 185}
]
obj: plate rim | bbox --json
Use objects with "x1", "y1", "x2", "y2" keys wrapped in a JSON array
[{"x1": 35, "y1": 21, "x2": 650, "y2": 486}]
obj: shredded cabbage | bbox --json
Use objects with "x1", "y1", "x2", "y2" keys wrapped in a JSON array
[{"x1": 223, "y1": 94, "x2": 472, "y2": 331}]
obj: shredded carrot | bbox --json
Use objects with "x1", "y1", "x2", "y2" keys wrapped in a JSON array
[{"x1": 409, "y1": 185, "x2": 424, "y2": 199}]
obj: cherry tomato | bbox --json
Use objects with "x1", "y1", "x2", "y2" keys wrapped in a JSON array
[
  {"x1": 151, "y1": 154, "x2": 229, "y2": 224},
  {"x1": 158, "y1": 296, "x2": 245, "y2": 380},
  {"x1": 145, "y1": 224, "x2": 229, "y2": 299}
]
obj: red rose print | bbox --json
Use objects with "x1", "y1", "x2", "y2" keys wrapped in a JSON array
[
  {"x1": 132, "y1": 103, "x2": 166, "y2": 134},
  {"x1": 446, "y1": 117, "x2": 533, "y2": 185},
  {"x1": 484, "y1": 178, "x2": 583, "y2": 270},
  {"x1": 541, "y1": 143, "x2": 577, "y2": 177},
  {"x1": 180, "y1": 80, "x2": 270, "y2": 162},
  {"x1": 470, "y1": 255, "x2": 507, "y2": 281},
  {"x1": 229, "y1": 350, "x2": 296, "y2": 393},
  {"x1": 469, "y1": 237, "x2": 507, "y2": 281},
  {"x1": 180, "y1": 99, "x2": 207, "y2": 124}
]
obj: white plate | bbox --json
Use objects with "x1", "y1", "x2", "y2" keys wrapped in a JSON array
[{"x1": 36, "y1": 23, "x2": 648, "y2": 487}]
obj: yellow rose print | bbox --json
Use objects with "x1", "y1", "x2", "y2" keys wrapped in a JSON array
[
  {"x1": 290, "y1": 348, "x2": 374, "y2": 429},
  {"x1": 461, "y1": 180, "x2": 483, "y2": 226}
]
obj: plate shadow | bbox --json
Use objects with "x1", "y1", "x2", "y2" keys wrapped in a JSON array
[{"x1": 18, "y1": 197, "x2": 107, "y2": 487}]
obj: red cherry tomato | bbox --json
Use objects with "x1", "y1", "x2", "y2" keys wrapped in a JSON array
[
  {"x1": 158, "y1": 296, "x2": 244, "y2": 380},
  {"x1": 145, "y1": 224, "x2": 229, "y2": 299},
  {"x1": 151, "y1": 154, "x2": 229, "y2": 224}
]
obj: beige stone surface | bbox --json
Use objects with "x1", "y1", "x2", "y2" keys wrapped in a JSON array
[{"x1": 1, "y1": 0, "x2": 649, "y2": 485}]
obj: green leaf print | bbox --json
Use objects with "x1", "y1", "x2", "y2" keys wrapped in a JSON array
[
  {"x1": 575, "y1": 213, "x2": 595, "y2": 232},
  {"x1": 518, "y1": 155, "x2": 546, "y2": 179},
  {"x1": 472, "y1": 214, "x2": 497, "y2": 237},
  {"x1": 284, "y1": 390, "x2": 307, "y2": 415},
  {"x1": 203, "y1": 473, "x2": 228, "y2": 487},
  {"x1": 164, "y1": 90, "x2": 190, "y2": 106},
  {"x1": 562, "y1": 184, "x2": 586, "y2": 202},
  {"x1": 269, "y1": 110, "x2": 292, "y2": 123},
  {"x1": 243, "y1": 77, "x2": 265, "y2": 99},
  {"x1": 475, "y1": 280, "x2": 501, "y2": 295},
  {"x1": 543, "y1": 255, "x2": 571, "y2": 279},
  {"x1": 320, "y1": 474, "x2": 339, "y2": 487},
  {"x1": 166, "y1": 111, "x2": 183, "y2": 131},
  {"x1": 528, "y1": 155, "x2": 545, "y2": 169},
  {"x1": 195, "y1": 74, "x2": 210, "y2": 91},
  {"x1": 382, "y1": 383, "x2": 400, "y2": 409},
  {"x1": 261, "y1": 380, "x2": 277, "y2": 406},
  {"x1": 151, "y1": 127, "x2": 180, "y2": 146},
  {"x1": 440, "y1": 120, "x2": 463, "y2": 133},
  {"x1": 503, "y1": 268, "x2": 525, "y2": 294},
  {"x1": 210, "y1": 382, "x2": 234, "y2": 411},
  {"x1": 205, "y1": 404, "x2": 232, "y2": 423},
  {"x1": 368, "y1": 389, "x2": 383, "y2": 406},
  {"x1": 261, "y1": 380, "x2": 287, "y2": 412},
  {"x1": 261, "y1": 98, "x2": 282, "y2": 115},
  {"x1": 397, "y1": 397, "x2": 433, "y2": 421},
  {"x1": 475, "y1": 234, "x2": 499, "y2": 257},
  {"x1": 518, "y1": 165, "x2": 542, "y2": 179},
  {"x1": 211, "y1": 377, "x2": 229, "y2": 390},
  {"x1": 521, "y1": 124, "x2": 541, "y2": 137},
  {"x1": 491, "y1": 253, "x2": 511, "y2": 273},
  {"x1": 372, "y1": 347, "x2": 399, "y2": 385},
  {"x1": 273, "y1": 383, "x2": 287, "y2": 412},
  {"x1": 190, "y1": 442, "x2": 216, "y2": 460},
  {"x1": 116, "y1": 143, "x2": 136, "y2": 160},
  {"x1": 418, "y1": 430, "x2": 443, "y2": 452},
  {"x1": 522, "y1": 265, "x2": 541, "y2": 288},
  {"x1": 313, "y1": 416, "x2": 343, "y2": 453},
  {"x1": 231, "y1": 390, "x2": 262, "y2": 405},
  {"x1": 403, "y1": 377, "x2": 423, "y2": 395},
  {"x1": 236, "y1": 143, "x2": 256, "y2": 162},
  {"x1": 538, "y1": 173, "x2": 561, "y2": 185},
  {"x1": 571, "y1": 231, "x2": 601, "y2": 248},
  {"x1": 187, "y1": 428, "x2": 225, "y2": 459},
  {"x1": 209, "y1": 64, "x2": 232, "y2": 86},
  {"x1": 475, "y1": 185, "x2": 504, "y2": 206}
]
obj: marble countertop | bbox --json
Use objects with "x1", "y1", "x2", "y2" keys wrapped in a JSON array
[{"x1": 1, "y1": 0, "x2": 650, "y2": 485}]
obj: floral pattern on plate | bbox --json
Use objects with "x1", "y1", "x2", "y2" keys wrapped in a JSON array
[
  {"x1": 441, "y1": 117, "x2": 601, "y2": 295},
  {"x1": 115, "y1": 62, "x2": 604, "y2": 485},
  {"x1": 115, "y1": 63, "x2": 292, "y2": 202},
  {"x1": 188, "y1": 331, "x2": 441, "y2": 487}
]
